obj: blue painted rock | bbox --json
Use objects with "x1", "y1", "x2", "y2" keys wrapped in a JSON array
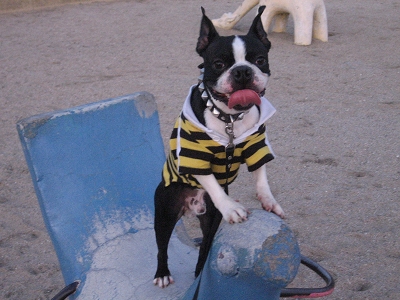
[{"x1": 183, "y1": 209, "x2": 301, "y2": 300}]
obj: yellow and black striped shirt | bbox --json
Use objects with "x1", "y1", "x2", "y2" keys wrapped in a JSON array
[{"x1": 162, "y1": 111, "x2": 274, "y2": 188}]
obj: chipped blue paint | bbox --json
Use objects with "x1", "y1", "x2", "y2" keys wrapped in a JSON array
[
  {"x1": 182, "y1": 210, "x2": 301, "y2": 300},
  {"x1": 17, "y1": 92, "x2": 199, "y2": 299}
]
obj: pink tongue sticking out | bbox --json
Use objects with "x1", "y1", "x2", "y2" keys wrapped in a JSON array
[{"x1": 228, "y1": 89, "x2": 261, "y2": 109}]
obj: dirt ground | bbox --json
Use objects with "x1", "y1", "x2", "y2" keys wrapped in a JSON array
[{"x1": 0, "y1": 0, "x2": 399, "y2": 299}]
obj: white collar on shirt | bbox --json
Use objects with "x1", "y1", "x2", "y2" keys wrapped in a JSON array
[{"x1": 181, "y1": 85, "x2": 276, "y2": 147}]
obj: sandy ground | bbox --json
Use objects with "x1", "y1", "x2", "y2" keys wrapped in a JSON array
[{"x1": 0, "y1": 0, "x2": 399, "y2": 299}]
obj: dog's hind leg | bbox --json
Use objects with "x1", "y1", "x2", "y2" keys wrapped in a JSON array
[
  {"x1": 153, "y1": 182, "x2": 182, "y2": 288},
  {"x1": 195, "y1": 193, "x2": 222, "y2": 277}
]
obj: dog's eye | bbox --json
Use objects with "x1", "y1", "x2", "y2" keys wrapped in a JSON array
[
  {"x1": 255, "y1": 57, "x2": 267, "y2": 66},
  {"x1": 213, "y1": 60, "x2": 225, "y2": 70}
]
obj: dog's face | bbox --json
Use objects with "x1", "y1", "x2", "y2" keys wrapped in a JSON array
[{"x1": 196, "y1": 6, "x2": 271, "y2": 111}]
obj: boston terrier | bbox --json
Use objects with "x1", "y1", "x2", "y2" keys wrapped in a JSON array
[{"x1": 153, "y1": 6, "x2": 284, "y2": 288}]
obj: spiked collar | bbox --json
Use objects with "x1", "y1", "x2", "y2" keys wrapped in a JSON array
[
  {"x1": 180, "y1": 84, "x2": 276, "y2": 149},
  {"x1": 197, "y1": 68, "x2": 249, "y2": 123}
]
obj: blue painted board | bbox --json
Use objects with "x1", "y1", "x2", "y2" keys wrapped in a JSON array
[{"x1": 17, "y1": 92, "x2": 198, "y2": 299}]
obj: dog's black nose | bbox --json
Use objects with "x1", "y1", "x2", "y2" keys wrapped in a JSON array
[{"x1": 232, "y1": 65, "x2": 253, "y2": 85}]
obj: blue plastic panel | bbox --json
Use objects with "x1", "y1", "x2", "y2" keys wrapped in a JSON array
[{"x1": 17, "y1": 93, "x2": 198, "y2": 299}]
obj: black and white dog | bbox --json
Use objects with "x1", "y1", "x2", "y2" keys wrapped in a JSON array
[{"x1": 153, "y1": 6, "x2": 284, "y2": 288}]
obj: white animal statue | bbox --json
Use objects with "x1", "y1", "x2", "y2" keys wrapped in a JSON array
[{"x1": 212, "y1": 0, "x2": 328, "y2": 45}]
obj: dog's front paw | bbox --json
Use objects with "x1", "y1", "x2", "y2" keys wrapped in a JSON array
[
  {"x1": 153, "y1": 275, "x2": 174, "y2": 288},
  {"x1": 219, "y1": 199, "x2": 248, "y2": 224},
  {"x1": 257, "y1": 194, "x2": 285, "y2": 219}
]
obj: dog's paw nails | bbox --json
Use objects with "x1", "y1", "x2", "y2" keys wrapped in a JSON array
[
  {"x1": 153, "y1": 276, "x2": 174, "y2": 288},
  {"x1": 262, "y1": 202, "x2": 285, "y2": 219},
  {"x1": 220, "y1": 200, "x2": 248, "y2": 223},
  {"x1": 272, "y1": 204, "x2": 285, "y2": 219},
  {"x1": 261, "y1": 202, "x2": 271, "y2": 211},
  {"x1": 228, "y1": 209, "x2": 248, "y2": 224},
  {"x1": 275, "y1": 209, "x2": 285, "y2": 219}
]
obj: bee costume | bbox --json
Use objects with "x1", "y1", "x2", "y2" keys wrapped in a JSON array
[{"x1": 162, "y1": 86, "x2": 276, "y2": 189}]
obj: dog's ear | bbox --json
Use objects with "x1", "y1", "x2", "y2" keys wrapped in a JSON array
[
  {"x1": 247, "y1": 6, "x2": 271, "y2": 50},
  {"x1": 196, "y1": 7, "x2": 220, "y2": 55}
]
